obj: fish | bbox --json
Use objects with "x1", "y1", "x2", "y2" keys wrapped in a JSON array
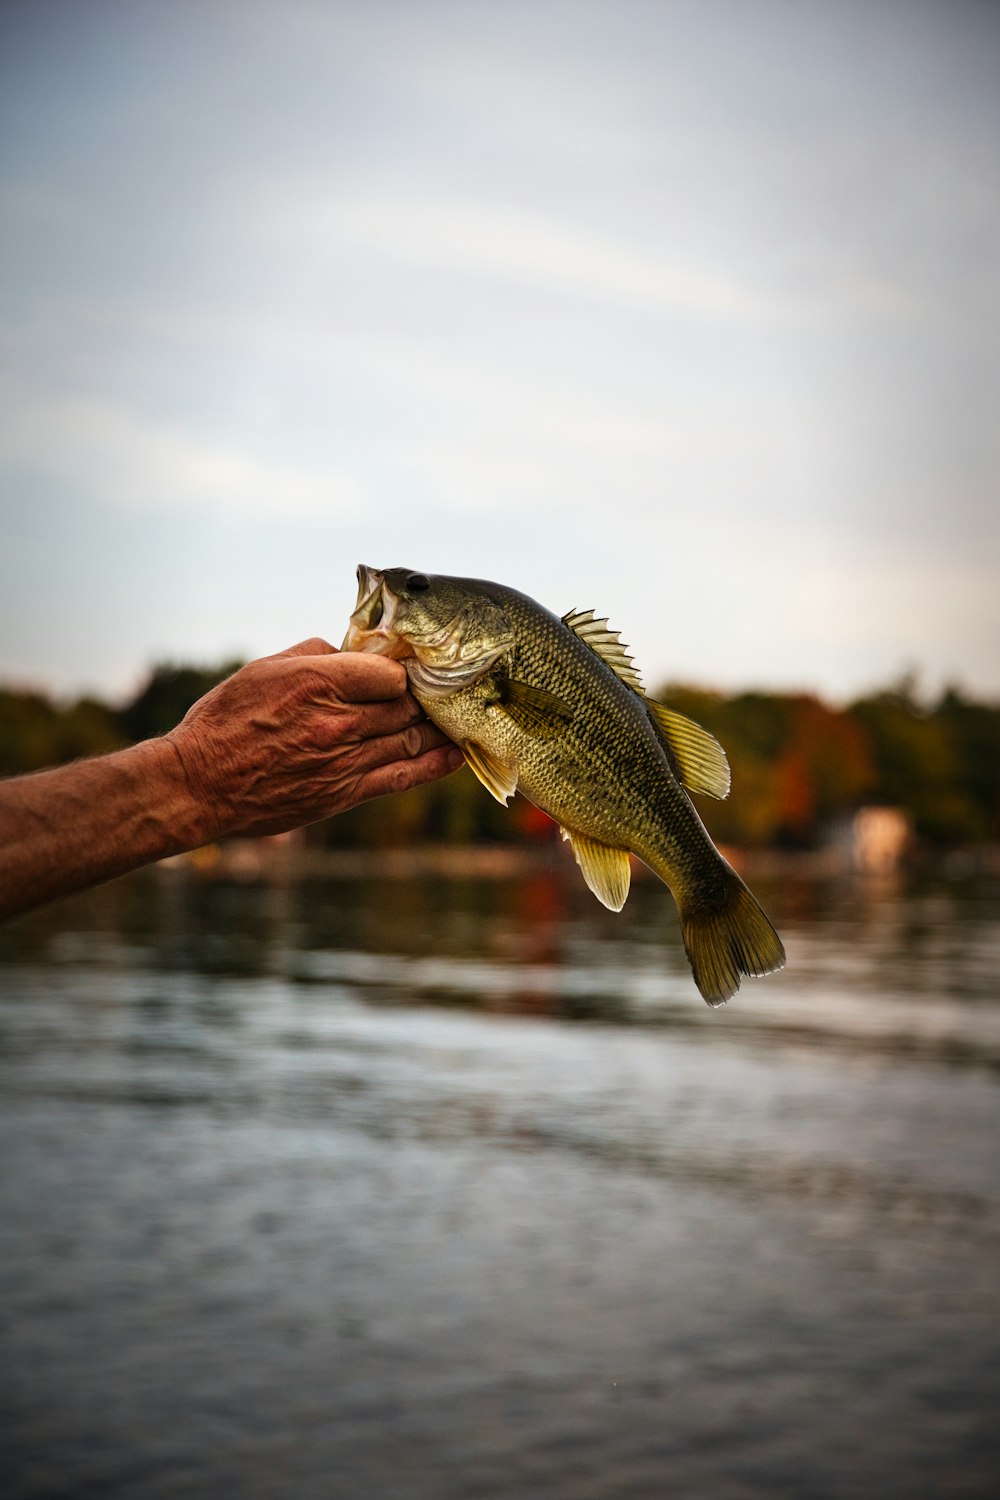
[{"x1": 342, "y1": 566, "x2": 785, "y2": 1005}]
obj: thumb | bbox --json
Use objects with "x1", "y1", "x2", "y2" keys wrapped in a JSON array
[{"x1": 271, "y1": 637, "x2": 338, "y2": 659}]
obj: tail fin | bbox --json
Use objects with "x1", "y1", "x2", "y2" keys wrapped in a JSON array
[{"x1": 680, "y1": 868, "x2": 785, "y2": 1007}]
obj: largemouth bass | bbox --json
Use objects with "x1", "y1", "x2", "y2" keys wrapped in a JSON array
[{"x1": 342, "y1": 566, "x2": 784, "y2": 1005}]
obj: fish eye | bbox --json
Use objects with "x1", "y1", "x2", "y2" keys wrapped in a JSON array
[{"x1": 406, "y1": 572, "x2": 430, "y2": 592}]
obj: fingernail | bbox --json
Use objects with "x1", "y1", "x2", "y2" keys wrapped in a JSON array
[{"x1": 446, "y1": 746, "x2": 464, "y2": 770}]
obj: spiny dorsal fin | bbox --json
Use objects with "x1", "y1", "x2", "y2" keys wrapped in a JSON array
[
  {"x1": 492, "y1": 677, "x2": 573, "y2": 738},
  {"x1": 560, "y1": 827, "x2": 632, "y2": 911},
  {"x1": 462, "y1": 741, "x2": 517, "y2": 805},
  {"x1": 561, "y1": 606, "x2": 730, "y2": 801},
  {"x1": 562, "y1": 608, "x2": 645, "y2": 693},
  {"x1": 646, "y1": 700, "x2": 731, "y2": 800}
]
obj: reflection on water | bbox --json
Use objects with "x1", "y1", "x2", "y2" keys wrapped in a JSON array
[{"x1": 2, "y1": 866, "x2": 999, "y2": 1498}]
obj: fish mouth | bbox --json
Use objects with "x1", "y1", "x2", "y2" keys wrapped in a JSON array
[{"x1": 341, "y1": 565, "x2": 415, "y2": 659}]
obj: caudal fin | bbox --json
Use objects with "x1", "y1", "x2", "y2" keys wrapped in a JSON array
[{"x1": 680, "y1": 869, "x2": 785, "y2": 1006}]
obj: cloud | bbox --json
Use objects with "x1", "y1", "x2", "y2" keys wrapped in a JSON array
[
  {"x1": 264, "y1": 193, "x2": 770, "y2": 322},
  {"x1": 0, "y1": 385, "x2": 359, "y2": 517}
]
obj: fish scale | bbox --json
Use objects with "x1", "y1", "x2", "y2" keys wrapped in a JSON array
[
  {"x1": 495, "y1": 592, "x2": 723, "y2": 890},
  {"x1": 343, "y1": 566, "x2": 785, "y2": 1005}
]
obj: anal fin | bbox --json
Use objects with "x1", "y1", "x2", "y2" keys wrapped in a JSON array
[
  {"x1": 561, "y1": 828, "x2": 632, "y2": 911},
  {"x1": 463, "y1": 742, "x2": 517, "y2": 805}
]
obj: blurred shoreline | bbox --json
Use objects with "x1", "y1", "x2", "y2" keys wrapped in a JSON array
[{"x1": 158, "y1": 836, "x2": 1000, "y2": 885}]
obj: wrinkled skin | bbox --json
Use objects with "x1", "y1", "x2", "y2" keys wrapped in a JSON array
[
  {"x1": 167, "y1": 637, "x2": 461, "y2": 839},
  {"x1": 0, "y1": 637, "x2": 464, "y2": 925}
]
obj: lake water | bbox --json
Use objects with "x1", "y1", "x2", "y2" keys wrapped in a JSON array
[{"x1": 1, "y1": 860, "x2": 999, "y2": 1499}]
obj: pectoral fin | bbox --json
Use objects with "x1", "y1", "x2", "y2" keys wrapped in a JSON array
[
  {"x1": 561, "y1": 828, "x2": 632, "y2": 911},
  {"x1": 493, "y1": 678, "x2": 573, "y2": 738},
  {"x1": 463, "y1": 742, "x2": 517, "y2": 805},
  {"x1": 646, "y1": 701, "x2": 731, "y2": 800}
]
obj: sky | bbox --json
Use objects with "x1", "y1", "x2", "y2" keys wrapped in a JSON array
[{"x1": 1, "y1": 0, "x2": 998, "y2": 705}]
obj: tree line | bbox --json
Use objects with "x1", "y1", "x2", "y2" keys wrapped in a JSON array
[{"x1": 2, "y1": 662, "x2": 998, "y2": 850}]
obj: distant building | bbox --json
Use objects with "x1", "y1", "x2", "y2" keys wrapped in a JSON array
[{"x1": 852, "y1": 806, "x2": 912, "y2": 873}]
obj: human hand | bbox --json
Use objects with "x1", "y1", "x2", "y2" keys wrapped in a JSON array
[{"x1": 164, "y1": 638, "x2": 463, "y2": 841}]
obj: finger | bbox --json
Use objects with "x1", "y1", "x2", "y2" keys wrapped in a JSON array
[
  {"x1": 341, "y1": 694, "x2": 428, "y2": 742},
  {"x1": 308, "y1": 696, "x2": 434, "y2": 751},
  {"x1": 357, "y1": 720, "x2": 453, "y2": 772},
  {"x1": 352, "y1": 742, "x2": 465, "y2": 805},
  {"x1": 272, "y1": 637, "x2": 337, "y2": 659},
  {"x1": 307, "y1": 651, "x2": 410, "y2": 702}
]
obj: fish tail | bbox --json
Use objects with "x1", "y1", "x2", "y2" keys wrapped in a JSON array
[{"x1": 679, "y1": 867, "x2": 785, "y2": 1006}]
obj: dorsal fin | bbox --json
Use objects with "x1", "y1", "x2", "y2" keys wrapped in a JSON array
[
  {"x1": 562, "y1": 606, "x2": 730, "y2": 801},
  {"x1": 645, "y1": 700, "x2": 731, "y2": 800},
  {"x1": 562, "y1": 608, "x2": 644, "y2": 693}
]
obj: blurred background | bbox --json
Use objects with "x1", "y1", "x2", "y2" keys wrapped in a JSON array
[{"x1": 2, "y1": 2, "x2": 999, "y2": 1497}]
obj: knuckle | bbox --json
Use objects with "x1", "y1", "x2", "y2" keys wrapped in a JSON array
[
  {"x1": 402, "y1": 725, "x2": 424, "y2": 758},
  {"x1": 389, "y1": 763, "x2": 412, "y2": 792},
  {"x1": 291, "y1": 636, "x2": 332, "y2": 657}
]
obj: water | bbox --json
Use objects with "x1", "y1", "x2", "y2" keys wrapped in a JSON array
[{"x1": 1, "y1": 862, "x2": 998, "y2": 1499}]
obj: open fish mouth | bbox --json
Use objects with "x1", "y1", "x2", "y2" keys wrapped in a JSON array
[
  {"x1": 341, "y1": 565, "x2": 414, "y2": 659},
  {"x1": 342, "y1": 562, "x2": 518, "y2": 696}
]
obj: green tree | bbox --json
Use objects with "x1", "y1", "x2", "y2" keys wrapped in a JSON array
[
  {"x1": 0, "y1": 689, "x2": 123, "y2": 775},
  {"x1": 850, "y1": 690, "x2": 963, "y2": 844},
  {"x1": 658, "y1": 686, "x2": 876, "y2": 848},
  {"x1": 935, "y1": 686, "x2": 1000, "y2": 841},
  {"x1": 120, "y1": 661, "x2": 244, "y2": 743}
]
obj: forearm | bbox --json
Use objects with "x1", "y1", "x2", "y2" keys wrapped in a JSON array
[
  {"x1": 0, "y1": 643, "x2": 461, "y2": 924},
  {"x1": 0, "y1": 739, "x2": 206, "y2": 922}
]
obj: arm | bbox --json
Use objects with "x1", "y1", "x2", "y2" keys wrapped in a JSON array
[{"x1": 0, "y1": 638, "x2": 462, "y2": 923}]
